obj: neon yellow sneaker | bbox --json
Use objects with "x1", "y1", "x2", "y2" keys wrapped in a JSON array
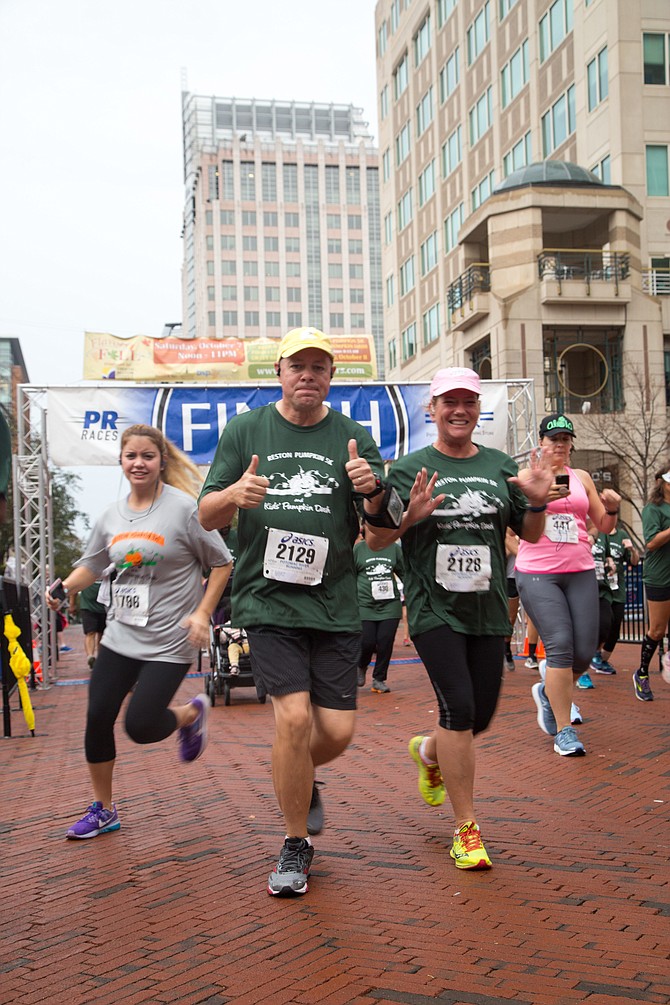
[
  {"x1": 408, "y1": 735, "x2": 446, "y2": 806},
  {"x1": 450, "y1": 821, "x2": 492, "y2": 870}
]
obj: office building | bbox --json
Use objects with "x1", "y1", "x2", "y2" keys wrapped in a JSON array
[{"x1": 181, "y1": 93, "x2": 385, "y2": 376}]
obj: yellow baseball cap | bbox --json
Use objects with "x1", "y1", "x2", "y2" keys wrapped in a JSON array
[{"x1": 276, "y1": 327, "x2": 334, "y2": 362}]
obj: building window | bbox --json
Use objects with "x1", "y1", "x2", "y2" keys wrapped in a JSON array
[
  {"x1": 220, "y1": 161, "x2": 234, "y2": 200},
  {"x1": 378, "y1": 19, "x2": 387, "y2": 57},
  {"x1": 646, "y1": 145, "x2": 669, "y2": 196},
  {"x1": 327, "y1": 213, "x2": 341, "y2": 228},
  {"x1": 394, "y1": 52, "x2": 409, "y2": 99},
  {"x1": 244, "y1": 286, "x2": 259, "y2": 302},
  {"x1": 386, "y1": 274, "x2": 395, "y2": 307},
  {"x1": 418, "y1": 159, "x2": 436, "y2": 206},
  {"x1": 382, "y1": 148, "x2": 391, "y2": 182},
  {"x1": 395, "y1": 120, "x2": 411, "y2": 165},
  {"x1": 285, "y1": 211, "x2": 300, "y2": 228},
  {"x1": 349, "y1": 264, "x2": 364, "y2": 279},
  {"x1": 242, "y1": 235, "x2": 257, "y2": 251},
  {"x1": 265, "y1": 236, "x2": 279, "y2": 252},
  {"x1": 467, "y1": 1, "x2": 490, "y2": 65},
  {"x1": 399, "y1": 255, "x2": 415, "y2": 295},
  {"x1": 499, "y1": 0, "x2": 518, "y2": 19},
  {"x1": 346, "y1": 167, "x2": 361, "y2": 204},
  {"x1": 241, "y1": 210, "x2": 256, "y2": 226},
  {"x1": 221, "y1": 234, "x2": 236, "y2": 250},
  {"x1": 350, "y1": 287, "x2": 365, "y2": 303},
  {"x1": 265, "y1": 261, "x2": 280, "y2": 277},
  {"x1": 206, "y1": 235, "x2": 214, "y2": 250},
  {"x1": 348, "y1": 213, "x2": 362, "y2": 229},
  {"x1": 401, "y1": 322, "x2": 417, "y2": 360},
  {"x1": 285, "y1": 237, "x2": 300, "y2": 252},
  {"x1": 437, "y1": 0, "x2": 457, "y2": 29},
  {"x1": 243, "y1": 261, "x2": 258, "y2": 276},
  {"x1": 423, "y1": 303, "x2": 440, "y2": 346},
  {"x1": 244, "y1": 312, "x2": 259, "y2": 326},
  {"x1": 501, "y1": 40, "x2": 529, "y2": 107},
  {"x1": 384, "y1": 211, "x2": 393, "y2": 245},
  {"x1": 541, "y1": 85, "x2": 576, "y2": 156},
  {"x1": 221, "y1": 260, "x2": 236, "y2": 275},
  {"x1": 207, "y1": 261, "x2": 215, "y2": 276},
  {"x1": 416, "y1": 87, "x2": 434, "y2": 137},
  {"x1": 590, "y1": 155, "x2": 611, "y2": 184},
  {"x1": 207, "y1": 285, "x2": 215, "y2": 300},
  {"x1": 471, "y1": 171, "x2": 495, "y2": 211},
  {"x1": 391, "y1": 0, "x2": 401, "y2": 32},
  {"x1": 442, "y1": 125, "x2": 462, "y2": 176},
  {"x1": 287, "y1": 287, "x2": 301, "y2": 302},
  {"x1": 503, "y1": 131, "x2": 532, "y2": 176},
  {"x1": 414, "y1": 13, "x2": 431, "y2": 66},
  {"x1": 261, "y1": 162, "x2": 277, "y2": 201},
  {"x1": 325, "y1": 165, "x2": 340, "y2": 203},
  {"x1": 439, "y1": 47, "x2": 460, "y2": 102},
  {"x1": 587, "y1": 47, "x2": 608, "y2": 111},
  {"x1": 286, "y1": 262, "x2": 301, "y2": 276},
  {"x1": 222, "y1": 285, "x2": 237, "y2": 300},
  {"x1": 328, "y1": 263, "x2": 343, "y2": 278},
  {"x1": 222, "y1": 311, "x2": 238, "y2": 325},
  {"x1": 351, "y1": 313, "x2": 365, "y2": 328},
  {"x1": 205, "y1": 210, "x2": 213, "y2": 225},
  {"x1": 643, "y1": 33, "x2": 668, "y2": 85},
  {"x1": 329, "y1": 288, "x2": 344, "y2": 303},
  {"x1": 397, "y1": 187, "x2": 414, "y2": 231},
  {"x1": 330, "y1": 313, "x2": 345, "y2": 328},
  {"x1": 469, "y1": 86, "x2": 493, "y2": 145},
  {"x1": 240, "y1": 161, "x2": 256, "y2": 201},
  {"x1": 420, "y1": 230, "x2": 439, "y2": 275},
  {"x1": 328, "y1": 238, "x2": 342, "y2": 254},
  {"x1": 539, "y1": 0, "x2": 573, "y2": 63},
  {"x1": 380, "y1": 84, "x2": 389, "y2": 120},
  {"x1": 389, "y1": 339, "x2": 398, "y2": 370},
  {"x1": 266, "y1": 287, "x2": 280, "y2": 301},
  {"x1": 264, "y1": 211, "x2": 278, "y2": 227},
  {"x1": 220, "y1": 209, "x2": 235, "y2": 225},
  {"x1": 287, "y1": 312, "x2": 302, "y2": 326},
  {"x1": 349, "y1": 239, "x2": 363, "y2": 255},
  {"x1": 266, "y1": 312, "x2": 281, "y2": 327},
  {"x1": 283, "y1": 163, "x2": 298, "y2": 202},
  {"x1": 444, "y1": 203, "x2": 464, "y2": 253}
]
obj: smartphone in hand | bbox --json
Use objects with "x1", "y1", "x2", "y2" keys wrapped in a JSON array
[
  {"x1": 555, "y1": 474, "x2": 569, "y2": 488},
  {"x1": 48, "y1": 578, "x2": 67, "y2": 602}
]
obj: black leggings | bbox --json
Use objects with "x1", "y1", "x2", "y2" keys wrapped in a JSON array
[
  {"x1": 85, "y1": 645, "x2": 190, "y2": 763},
  {"x1": 602, "y1": 600, "x2": 625, "y2": 653},
  {"x1": 413, "y1": 624, "x2": 504, "y2": 733},
  {"x1": 359, "y1": 618, "x2": 400, "y2": 682}
]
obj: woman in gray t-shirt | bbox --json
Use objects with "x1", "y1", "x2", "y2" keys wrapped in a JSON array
[{"x1": 47, "y1": 424, "x2": 232, "y2": 840}]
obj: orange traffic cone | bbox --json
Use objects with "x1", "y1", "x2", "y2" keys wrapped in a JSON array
[
  {"x1": 521, "y1": 636, "x2": 545, "y2": 658},
  {"x1": 32, "y1": 639, "x2": 42, "y2": 684}
]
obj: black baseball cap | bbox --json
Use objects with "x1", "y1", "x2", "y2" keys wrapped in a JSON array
[{"x1": 539, "y1": 413, "x2": 576, "y2": 439}]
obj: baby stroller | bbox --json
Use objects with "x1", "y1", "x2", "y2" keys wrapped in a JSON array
[{"x1": 205, "y1": 622, "x2": 267, "y2": 707}]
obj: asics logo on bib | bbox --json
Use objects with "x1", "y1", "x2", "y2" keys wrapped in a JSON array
[{"x1": 280, "y1": 533, "x2": 315, "y2": 547}]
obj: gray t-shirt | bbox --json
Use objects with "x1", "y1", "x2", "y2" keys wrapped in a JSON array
[{"x1": 76, "y1": 484, "x2": 231, "y2": 663}]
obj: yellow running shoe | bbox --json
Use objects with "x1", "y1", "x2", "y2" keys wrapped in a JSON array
[
  {"x1": 408, "y1": 735, "x2": 446, "y2": 806},
  {"x1": 450, "y1": 821, "x2": 492, "y2": 870}
]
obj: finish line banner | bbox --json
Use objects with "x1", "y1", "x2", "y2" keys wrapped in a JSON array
[{"x1": 46, "y1": 383, "x2": 509, "y2": 467}]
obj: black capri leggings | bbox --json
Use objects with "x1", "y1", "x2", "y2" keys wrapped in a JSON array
[
  {"x1": 359, "y1": 617, "x2": 400, "y2": 682},
  {"x1": 85, "y1": 644, "x2": 190, "y2": 763},
  {"x1": 413, "y1": 624, "x2": 504, "y2": 733}
]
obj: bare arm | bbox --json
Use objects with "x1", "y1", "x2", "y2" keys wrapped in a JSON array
[
  {"x1": 45, "y1": 565, "x2": 97, "y2": 610},
  {"x1": 577, "y1": 469, "x2": 621, "y2": 534},
  {"x1": 199, "y1": 455, "x2": 269, "y2": 531},
  {"x1": 182, "y1": 562, "x2": 233, "y2": 648}
]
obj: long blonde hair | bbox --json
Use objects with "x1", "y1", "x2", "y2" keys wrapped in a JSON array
[{"x1": 120, "y1": 424, "x2": 203, "y2": 499}]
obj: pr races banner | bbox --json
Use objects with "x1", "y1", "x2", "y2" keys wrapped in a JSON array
[
  {"x1": 46, "y1": 383, "x2": 509, "y2": 467},
  {"x1": 83, "y1": 332, "x2": 378, "y2": 381}
]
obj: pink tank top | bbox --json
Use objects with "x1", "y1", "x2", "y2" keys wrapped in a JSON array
[{"x1": 516, "y1": 466, "x2": 595, "y2": 574}]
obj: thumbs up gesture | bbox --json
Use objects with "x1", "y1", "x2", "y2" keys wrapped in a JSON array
[
  {"x1": 235, "y1": 455, "x2": 270, "y2": 509},
  {"x1": 346, "y1": 438, "x2": 377, "y2": 495}
]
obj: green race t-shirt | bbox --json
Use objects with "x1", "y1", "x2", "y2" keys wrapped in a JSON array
[
  {"x1": 642, "y1": 501, "x2": 670, "y2": 589},
  {"x1": 354, "y1": 540, "x2": 404, "y2": 620},
  {"x1": 200, "y1": 403, "x2": 383, "y2": 631},
  {"x1": 388, "y1": 444, "x2": 526, "y2": 638},
  {"x1": 592, "y1": 528, "x2": 633, "y2": 603}
]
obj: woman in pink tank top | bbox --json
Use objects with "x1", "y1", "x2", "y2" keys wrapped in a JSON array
[{"x1": 515, "y1": 414, "x2": 621, "y2": 758}]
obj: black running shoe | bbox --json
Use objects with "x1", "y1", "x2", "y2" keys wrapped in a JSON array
[
  {"x1": 307, "y1": 781, "x2": 324, "y2": 835},
  {"x1": 267, "y1": 837, "x2": 314, "y2": 896}
]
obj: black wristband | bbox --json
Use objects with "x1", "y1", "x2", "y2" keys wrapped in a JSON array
[
  {"x1": 362, "y1": 476, "x2": 384, "y2": 500},
  {"x1": 605, "y1": 509, "x2": 619, "y2": 516},
  {"x1": 527, "y1": 504, "x2": 547, "y2": 513}
]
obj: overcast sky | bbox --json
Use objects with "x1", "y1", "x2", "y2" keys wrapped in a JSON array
[{"x1": 0, "y1": 0, "x2": 379, "y2": 526}]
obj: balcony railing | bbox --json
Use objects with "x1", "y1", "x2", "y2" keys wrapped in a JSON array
[
  {"x1": 538, "y1": 249, "x2": 630, "y2": 295},
  {"x1": 642, "y1": 268, "x2": 670, "y2": 296},
  {"x1": 447, "y1": 263, "x2": 491, "y2": 311}
]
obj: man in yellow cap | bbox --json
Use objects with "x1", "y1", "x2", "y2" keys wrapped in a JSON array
[{"x1": 199, "y1": 328, "x2": 389, "y2": 897}]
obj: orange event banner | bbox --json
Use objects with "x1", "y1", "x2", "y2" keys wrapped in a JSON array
[{"x1": 83, "y1": 332, "x2": 377, "y2": 382}]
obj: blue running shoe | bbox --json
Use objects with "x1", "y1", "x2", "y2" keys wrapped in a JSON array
[
  {"x1": 633, "y1": 671, "x2": 654, "y2": 702},
  {"x1": 590, "y1": 652, "x2": 603, "y2": 672},
  {"x1": 531, "y1": 681, "x2": 557, "y2": 736},
  {"x1": 576, "y1": 672, "x2": 594, "y2": 689},
  {"x1": 67, "y1": 802, "x2": 120, "y2": 839},
  {"x1": 554, "y1": 726, "x2": 586, "y2": 756},
  {"x1": 595, "y1": 659, "x2": 616, "y2": 675}
]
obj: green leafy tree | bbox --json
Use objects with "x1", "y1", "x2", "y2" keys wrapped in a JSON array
[{"x1": 51, "y1": 469, "x2": 89, "y2": 579}]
